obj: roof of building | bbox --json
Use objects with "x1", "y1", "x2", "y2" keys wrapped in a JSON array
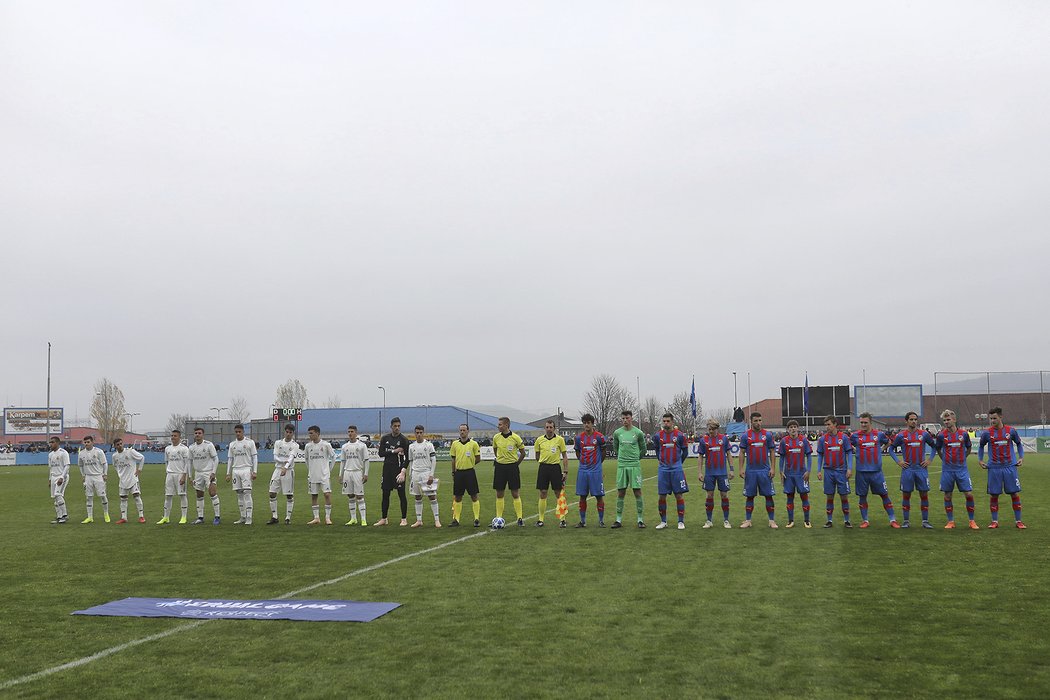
[{"x1": 281, "y1": 406, "x2": 540, "y2": 436}]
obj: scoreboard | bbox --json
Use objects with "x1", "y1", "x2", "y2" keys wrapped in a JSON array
[
  {"x1": 272, "y1": 407, "x2": 303, "y2": 422},
  {"x1": 781, "y1": 385, "x2": 851, "y2": 426}
]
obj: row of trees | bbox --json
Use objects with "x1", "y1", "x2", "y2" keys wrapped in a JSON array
[{"x1": 581, "y1": 373, "x2": 734, "y2": 436}]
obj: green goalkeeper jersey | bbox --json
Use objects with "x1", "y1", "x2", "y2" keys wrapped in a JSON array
[{"x1": 613, "y1": 426, "x2": 647, "y2": 468}]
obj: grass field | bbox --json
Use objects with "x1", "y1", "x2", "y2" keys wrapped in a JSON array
[{"x1": 1, "y1": 455, "x2": 1048, "y2": 699}]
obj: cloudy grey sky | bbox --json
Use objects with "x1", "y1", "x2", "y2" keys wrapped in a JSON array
[{"x1": 2, "y1": 1, "x2": 1048, "y2": 430}]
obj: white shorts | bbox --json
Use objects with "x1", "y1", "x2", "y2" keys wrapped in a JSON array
[
  {"x1": 50, "y1": 477, "x2": 68, "y2": 499},
  {"x1": 83, "y1": 475, "x2": 108, "y2": 497},
  {"x1": 341, "y1": 471, "x2": 364, "y2": 496},
  {"x1": 165, "y1": 472, "x2": 187, "y2": 496},
  {"x1": 192, "y1": 470, "x2": 217, "y2": 493},
  {"x1": 308, "y1": 478, "x2": 331, "y2": 495},
  {"x1": 119, "y1": 479, "x2": 141, "y2": 497},
  {"x1": 269, "y1": 467, "x2": 295, "y2": 495},
  {"x1": 231, "y1": 468, "x2": 254, "y2": 491},
  {"x1": 409, "y1": 473, "x2": 438, "y2": 497}
]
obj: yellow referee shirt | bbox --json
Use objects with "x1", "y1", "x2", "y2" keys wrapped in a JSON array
[
  {"x1": 534, "y1": 435, "x2": 567, "y2": 465},
  {"x1": 449, "y1": 439, "x2": 480, "y2": 470},
  {"x1": 492, "y1": 431, "x2": 524, "y2": 464}
]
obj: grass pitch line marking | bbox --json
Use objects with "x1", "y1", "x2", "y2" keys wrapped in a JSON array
[{"x1": 1, "y1": 476, "x2": 658, "y2": 690}]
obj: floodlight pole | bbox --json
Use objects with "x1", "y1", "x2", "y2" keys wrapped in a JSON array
[
  {"x1": 45, "y1": 342, "x2": 52, "y2": 445},
  {"x1": 378, "y1": 386, "x2": 385, "y2": 436}
]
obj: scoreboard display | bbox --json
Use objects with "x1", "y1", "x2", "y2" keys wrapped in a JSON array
[
  {"x1": 272, "y1": 407, "x2": 303, "y2": 422},
  {"x1": 781, "y1": 385, "x2": 851, "y2": 426}
]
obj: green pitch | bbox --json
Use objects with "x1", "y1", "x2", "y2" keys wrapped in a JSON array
[{"x1": 2, "y1": 457, "x2": 1048, "y2": 698}]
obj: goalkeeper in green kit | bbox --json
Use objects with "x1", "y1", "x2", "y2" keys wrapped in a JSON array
[{"x1": 611, "y1": 410, "x2": 648, "y2": 529}]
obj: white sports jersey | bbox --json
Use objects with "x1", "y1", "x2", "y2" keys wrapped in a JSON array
[
  {"x1": 304, "y1": 440, "x2": 334, "y2": 482},
  {"x1": 227, "y1": 438, "x2": 258, "y2": 475},
  {"x1": 340, "y1": 440, "x2": 370, "y2": 477},
  {"x1": 165, "y1": 443, "x2": 191, "y2": 474},
  {"x1": 78, "y1": 446, "x2": 109, "y2": 477},
  {"x1": 273, "y1": 438, "x2": 299, "y2": 470},
  {"x1": 112, "y1": 447, "x2": 145, "y2": 488},
  {"x1": 189, "y1": 439, "x2": 218, "y2": 475},
  {"x1": 408, "y1": 440, "x2": 436, "y2": 477},
  {"x1": 49, "y1": 448, "x2": 71, "y2": 480}
]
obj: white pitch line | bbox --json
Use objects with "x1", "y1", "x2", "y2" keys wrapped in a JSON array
[{"x1": 2, "y1": 475, "x2": 660, "y2": 690}]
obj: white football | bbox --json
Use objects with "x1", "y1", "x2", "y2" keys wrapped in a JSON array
[{"x1": 490, "y1": 517, "x2": 506, "y2": 529}]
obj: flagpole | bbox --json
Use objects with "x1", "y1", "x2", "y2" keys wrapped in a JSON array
[{"x1": 45, "y1": 342, "x2": 52, "y2": 444}]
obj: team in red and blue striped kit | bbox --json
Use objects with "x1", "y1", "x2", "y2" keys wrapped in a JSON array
[
  {"x1": 696, "y1": 419, "x2": 734, "y2": 528},
  {"x1": 816, "y1": 416, "x2": 853, "y2": 527},
  {"x1": 573, "y1": 414, "x2": 606, "y2": 528},
  {"x1": 934, "y1": 409, "x2": 978, "y2": 530},
  {"x1": 851, "y1": 412, "x2": 899, "y2": 529},
  {"x1": 891, "y1": 411, "x2": 938, "y2": 529},
  {"x1": 777, "y1": 420, "x2": 812, "y2": 528},
  {"x1": 738, "y1": 412, "x2": 778, "y2": 529},
  {"x1": 978, "y1": 407, "x2": 1026, "y2": 529},
  {"x1": 652, "y1": 414, "x2": 688, "y2": 530}
]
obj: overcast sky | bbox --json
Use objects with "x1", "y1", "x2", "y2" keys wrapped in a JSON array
[{"x1": 2, "y1": 1, "x2": 1048, "y2": 430}]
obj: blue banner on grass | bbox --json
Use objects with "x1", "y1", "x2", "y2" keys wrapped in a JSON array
[{"x1": 73, "y1": 597, "x2": 400, "y2": 622}]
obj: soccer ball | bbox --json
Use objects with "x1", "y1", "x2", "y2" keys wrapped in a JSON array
[{"x1": 490, "y1": 517, "x2": 506, "y2": 530}]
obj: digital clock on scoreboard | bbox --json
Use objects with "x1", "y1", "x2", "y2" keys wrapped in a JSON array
[{"x1": 272, "y1": 407, "x2": 303, "y2": 422}]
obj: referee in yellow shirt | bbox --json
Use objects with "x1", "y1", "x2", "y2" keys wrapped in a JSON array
[
  {"x1": 492, "y1": 417, "x2": 526, "y2": 527},
  {"x1": 449, "y1": 423, "x2": 481, "y2": 527},
  {"x1": 534, "y1": 419, "x2": 569, "y2": 528}
]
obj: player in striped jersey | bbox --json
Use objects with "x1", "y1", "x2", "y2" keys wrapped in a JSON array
[
  {"x1": 303, "y1": 425, "x2": 335, "y2": 525},
  {"x1": 934, "y1": 409, "x2": 978, "y2": 530},
  {"x1": 225, "y1": 424, "x2": 258, "y2": 525},
  {"x1": 697, "y1": 420, "x2": 733, "y2": 528},
  {"x1": 268, "y1": 424, "x2": 298, "y2": 525},
  {"x1": 738, "y1": 412, "x2": 778, "y2": 529},
  {"x1": 48, "y1": 436, "x2": 71, "y2": 524},
  {"x1": 652, "y1": 413, "x2": 687, "y2": 530},
  {"x1": 978, "y1": 407, "x2": 1025, "y2": 529},
  {"x1": 777, "y1": 420, "x2": 812, "y2": 528},
  {"x1": 189, "y1": 427, "x2": 221, "y2": 525},
  {"x1": 340, "y1": 425, "x2": 370, "y2": 526},
  {"x1": 78, "y1": 435, "x2": 110, "y2": 523},
  {"x1": 160, "y1": 430, "x2": 191, "y2": 524},
  {"x1": 851, "y1": 413, "x2": 899, "y2": 529},
  {"x1": 891, "y1": 412, "x2": 938, "y2": 528},
  {"x1": 111, "y1": 437, "x2": 145, "y2": 523},
  {"x1": 816, "y1": 416, "x2": 853, "y2": 527},
  {"x1": 573, "y1": 414, "x2": 606, "y2": 527}
]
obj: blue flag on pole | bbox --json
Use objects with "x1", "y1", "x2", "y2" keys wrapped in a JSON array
[
  {"x1": 689, "y1": 376, "x2": 697, "y2": 418},
  {"x1": 803, "y1": 372, "x2": 810, "y2": 416}
]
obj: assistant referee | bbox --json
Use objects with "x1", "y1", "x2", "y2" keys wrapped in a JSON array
[
  {"x1": 534, "y1": 419, "x2": 569, "y2": 528},
  {"x1": 449, "y1": 423, "x2": 481, "y2": 527}
]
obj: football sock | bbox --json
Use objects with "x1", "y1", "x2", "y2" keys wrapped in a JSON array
[
  {"x1": 676, "y1": 496, "x2": 685, "y2": 523},
  {"x1": 120, "y1": 496, "x2": 128, "y2": 520},
  {"x1": 513, "y1": 498, "x2": 523, "y2": 519},
  {"x1": 658, "y1": 496, "x2": 667, "y2": 523},
  {"x1": 270, "y1": 497, "x2": 278, "y2": 518},
  {"x1": 882, "y1": 495, "x2": 895, "y2": 520},
  {"x1": 786, "y1": 494, "x2": 795, "y2": 522},
  {"x1": 453, "y1": 500, "x2": 462, "y2": 522},
  {"x1": 415, "y1": 500, "x2": 424, "y2": 521},
  {"x1": 398, "y1": 491, "x2": 408, "y2": 519},
  {"x1": 312, "y1": 505, "x2": 319, "y2": 519},
  {"x1": 615, "y1": 496, "x2": 625, "y2": 522},
  {"x1": 164, "y1": 495, "x2": 173, "y2": 519},
  {"x1": 859, "y1": 497, "x2": 868, "y2": 521},
  {"x1": 745, "y1": 497, "x2": 754, "y2": 521},
  {"x1": 356, "y1": 498, "x2": 365, "y2": 522},
  {"x1": 430, "y1": 499, "x2": 440, "y2": 520},
  {"x1": 801, "y1": 493, "x2": 810, "y2": 522},
  {"x1": 944, "y1": 495, "x2": 954, "y2": 522},
  {"x1": 286, "y1": 498, "x2": 294, "y2": 519},
  {"x1": 86, "y1": 496, "x2": 93, "y2": 519},
  {"x1": 381, "y1": 490, "x2": 391, "y2": 519},
  {"x1": 198, "y1": 497, "x2": 207, "y2": 519},
  {"x1": 635, "y1": 495, "x2": 644, "y2": 521},
  {"x1": 54, "y1": 496, "x2": 65, "y2": 517},
  {"x1": 826, "y1": 496, "x2": 835, "y2": 520},
  {"x1": 212, "y1": 495, "x2": 221, "y2": 517},
  {"x1": 721, "y1": 496, "x2": 730, "y2": 520},
  {"x1": 765, "y1": 496, "x2": 775, "y2": 521},
  {"x1": 965, "y1": 493, "x2": 975, "y2": 520},
  {"x1": 134, "y1": 495, "x2": 143, "y2": 517},
  {"x1": 180, "y1": 495, "x2": 188, "y2": 519},
  {"x1": 1011, "y1": 493, "x2": 1022, "y2": 522},
  {"x1": 902, "y1": 492, "x2": 911, "y2": 522},
  {"x1": 471, "y1": 500, "x2": 480, "y2": 521},
  {"x1": 495, "y1": 497, "x2": 505, "y2": 519},
  {"x1": 596, "y1": 500, "x2": 604, "y2": 523},
  {"x1": 840, "y1": 495, "x2": 850, "y2": 520},
  {"x1": 705, "y1": 496, "x2": 714, "y2": 521},
  {"x1": 538, "y1": 497, "x2": 546, "y2": 522},
  {"x1": 920, "y1": 492, "x2": 929, "y2": 521},
  {"x1": 324, "y1": 504, "x2": 331, "y2": 520},
  {"x1": 579, "y1": 497, "x2": 587, "y2": 524},
  {"x1": 100, "y1": 495, "x2": 108, "y2": 516},
  {"x1": 989, "y1": 494, "x2": 999, "y2": 522}
]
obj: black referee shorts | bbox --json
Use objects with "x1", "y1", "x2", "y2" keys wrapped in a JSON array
[
  {"x1": 536, "y1": 463, "x2": 565, "y2": 491},
  {"x1": 492, "y1": 461, "x2": 521, "y2": 491},
  {"x1": 453, "y1": 469, "x2": 480, "y2": 497}
]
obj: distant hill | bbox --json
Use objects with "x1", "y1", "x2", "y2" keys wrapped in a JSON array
[{"x1": 460, "y1": 405, "x2": 553, "y2": 425}]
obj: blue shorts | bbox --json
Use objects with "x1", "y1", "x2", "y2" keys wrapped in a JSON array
[
  {"x1": 822, "y1": 469, "x2": 850, "y2": 496},
  {"x1": 782, "y1": 472, "x2": 810, "y2": 495},
  {"x1": 855, "y1": 470, "x2": 889, "y2": 497},
  {"x1": 703, "y1": 473, "x2": 731, "y2": 492},
  {"x1": 575, "y1": 468, "x2": 605, "y2": 498},
  {"x1": 743, "y1": 469, "x2": 775, "y2": 498},
  {"x1": 986, "y1": 465, "x2": 1021, "y2": 495},
  {"x1": 940, "y1": 467, "x2": 973, "y2": 493},
  {"x1": 658, "y1": 466, "x2": 689, "y2": 495},
  {"x1": 899, "y1": 468, "x2": 930, "y2": 493}
]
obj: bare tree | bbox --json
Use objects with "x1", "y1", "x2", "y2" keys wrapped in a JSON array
[
  {"x1": 582, "y1": 374, "x2": 628, "y2": 436},
  {"x1": 275, "y1": 379, "x2": 311, "y2": 409},
  {"x1": 90, "y1": 378, "x2": 127, "y2": 444},
  {"x1": 664, "y1": 392, "x2": 699, "y2": 435},
  {"x1": 640, "y1": 395, "x2": 663, "y2": 434},
  {"x1": 165, "y1": 412, "x2": 193, "y2": 436},
  {"x1": 322, "y1": 395, "x2": 341, "y2": 409},
  {"x1": 228, "y1": 396, "x2": 251, "y2": 422},
  {"x1": 707, "y1": 406, "x2": 735, "y2": 428}
]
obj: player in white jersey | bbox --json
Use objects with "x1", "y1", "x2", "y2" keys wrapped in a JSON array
[
  {"x1": 304, "y1": 425, "x2": 335, "y2": 525},
  {"x1": 159, "y1": 430, "x2": 191, "y2": 524},
  {"x1": 340, "y1": 425, "x2": 370, "y2": 526},
  {"x1": 225, "y1": 423, "x2": 259, "y2": 524},
  {"x1": 268, "y1": 424, "x2": 299, "y2": 525},
  {"x1": 189, "y1": 427, "x2": 222, "y2": 525},
  {"x1": 78, "y1": 435, "x2": 111, "y2": 523},
  {"x1": 111, "y1": 437, "x2": 145, "y2": 523},
  {"x1": 48, "y1": 436, "x2": 71, "y2": 524},
  {"x1": 408, "y1": 425, "x2": 441, "y2": 528}
]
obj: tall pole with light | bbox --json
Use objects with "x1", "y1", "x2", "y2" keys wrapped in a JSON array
[{"x1": 378, "y1": 386, "x2": 386, "y2": 438}]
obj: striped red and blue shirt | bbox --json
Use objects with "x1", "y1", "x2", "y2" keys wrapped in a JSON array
[
  {"x1": 935, "y1": 429, "x2": 971, "y2": 468},
  {"x1": 817, "y1": 432, "x2": 851, "y2": 469},
  {"x1": 777, "y1": 435, "x2": 812, "y2": 473},
  {"x1": 742, "y1": 429, "x2": 775, "y2": 468},
  {"x1": 892, "y1": 429, "x2": 936, "y2": 467},
  {"x1": 850, "y1": 430, "x2": 888, "y2": 472},
  {"x1": 653, "y1": 429, "x2": 687, "y2": 468},
  {"x1": 698, "y1": 434, "x2": 731, "y2": 475},
  {"x1": 574, "y1": 431, "x2": 605, "y2": 470},
  {"x1": 979, "y1": 426, "x2": 1024, "y2": 467}
]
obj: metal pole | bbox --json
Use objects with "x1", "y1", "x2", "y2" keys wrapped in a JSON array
[
  {"x1": 1041, "y1": 371, "x2": 1045, "y2": 432},
  {"x1": 934, "y1": 372, "x2": 938, "y2": 420},
  {"x1": 733, "y1": 372, "x2": 738, "y2": 411},
  {"x1": 747, "y1": 372, "x2": 751, "y2": 416},
  {"x1": 45, "y1": 342, "x2": 52, "y2": 445},
  {"x1": 986, "y1": 372, "x2": 991, "y2": 414},
  {"x1": 378, "y1": 386, "x2": 385, "y2": 436},
  {"x1": 862, "y1": 368, "x2": 867, "y2": 415}
]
